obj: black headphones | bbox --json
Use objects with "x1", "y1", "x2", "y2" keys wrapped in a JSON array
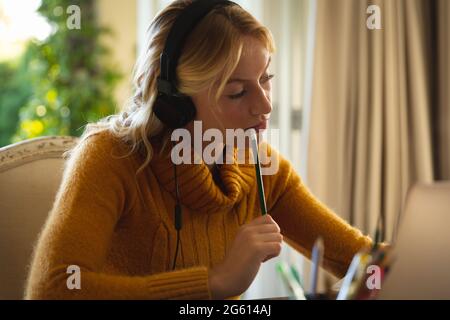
[
  {"x1": 152, "y1": 0, "x2": 239, "y2": 270},
  {"x1": 153, "y1": 0, "x2": 238, "y2": 129}
]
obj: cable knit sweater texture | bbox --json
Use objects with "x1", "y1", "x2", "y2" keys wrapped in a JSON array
[{"x1": 24, "y1": 130, "x2": 372, "y2": 299}]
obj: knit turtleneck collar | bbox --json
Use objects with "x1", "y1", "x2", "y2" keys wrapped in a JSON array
[{"x1": 149, "y1": 141, "x2": 256, "y2": 213}]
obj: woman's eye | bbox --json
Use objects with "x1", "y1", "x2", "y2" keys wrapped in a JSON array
[
  {"x1": 261, "y1": 73, "x2": 275, "y2": 83},
  {"x1": 227, "y1": 74, "x2": 275, "y2": 100},
  {"x1": 229, "y1": 90, "x2": 247, "y2": 100}
]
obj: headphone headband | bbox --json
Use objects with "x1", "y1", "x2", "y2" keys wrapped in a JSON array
[{"x1": 157, "y1": 0, "x2": 238, "y2": 95}]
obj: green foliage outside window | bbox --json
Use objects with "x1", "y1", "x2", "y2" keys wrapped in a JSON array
[
  {"x1": 0, "y1": 60, "x2": 32, "y2": 146},
  {"x1": 0, "y1": 0, "x2": 121, "y2": 147}
]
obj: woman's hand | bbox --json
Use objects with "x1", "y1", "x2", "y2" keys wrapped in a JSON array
[{"x1": 208, "y1": 214, "x2": 283, "y2": 299}]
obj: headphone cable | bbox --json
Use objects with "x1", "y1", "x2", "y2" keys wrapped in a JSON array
[{"x1": 172, "y1": 141, "x2": 182, "y2": 270}]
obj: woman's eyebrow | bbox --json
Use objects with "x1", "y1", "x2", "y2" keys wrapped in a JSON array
[{"x1": 226, "y1": 57, "x2": 272, "y2": 84}]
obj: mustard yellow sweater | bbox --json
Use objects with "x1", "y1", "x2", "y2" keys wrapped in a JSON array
[{"x1": 24, "y1": 130, "x2": 371, "y2": 300}]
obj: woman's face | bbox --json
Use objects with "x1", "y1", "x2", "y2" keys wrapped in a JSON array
[{"x1": 190, "y1": 36, "x2": 273, "y2": 138}]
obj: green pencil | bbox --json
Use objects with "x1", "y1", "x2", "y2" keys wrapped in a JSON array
[{"x1": 250, "y1": 130, "x2": 267, "y2": 215}]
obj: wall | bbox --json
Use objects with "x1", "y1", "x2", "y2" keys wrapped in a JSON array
[{"x1": 97, "y1": 0, "x2": 137, "y2": 111}]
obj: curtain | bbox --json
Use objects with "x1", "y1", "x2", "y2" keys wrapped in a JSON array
[
  {"x1": 435, "y1": 0, "x2": 450, "y2": 180},
  {"x1": 307, "y1": 0, "x2": 450, "y2": 243}
]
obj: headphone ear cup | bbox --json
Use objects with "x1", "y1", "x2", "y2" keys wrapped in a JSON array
[{"x1": 153, "y1": 94, "x2": 197, "y2": 129}]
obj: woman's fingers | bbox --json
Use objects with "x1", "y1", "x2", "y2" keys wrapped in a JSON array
[
  {"x1": 249, "y1": 214, "x2": 276, "y2": 225},
  {"x1": 247, "y1": 223, "x2": 281, "y2": 234},
  {"x1": 260, "y1": 242, "x2": 283, "y2": 262},
  {"x1": 256, "y1": 232, "x2": 283, "y2": 243}
]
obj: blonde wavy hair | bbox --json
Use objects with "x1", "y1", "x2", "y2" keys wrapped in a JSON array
[{"x1": 78, "y1": 0, "x2": 275, "y2": 173}]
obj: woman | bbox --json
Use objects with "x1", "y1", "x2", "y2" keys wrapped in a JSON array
[{"x1": 25, "y1": 0, "x2": 372, "y2": 300}]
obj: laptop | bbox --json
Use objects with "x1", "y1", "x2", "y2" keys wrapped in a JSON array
[{"x1": 378, "y1": 182, "x2": 450, "y2": 299}]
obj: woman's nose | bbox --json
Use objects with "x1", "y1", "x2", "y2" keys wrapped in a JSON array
[{"x1": 250, "y1": 88, "x2": 272, "y2": 116}]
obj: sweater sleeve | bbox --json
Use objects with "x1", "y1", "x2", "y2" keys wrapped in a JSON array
[
  {"x1": 24, "y1": 132, "x2": 212, "y2": 300},
  {"x1": 264, "y1": 143, "x2": 372, "y2": 278}
]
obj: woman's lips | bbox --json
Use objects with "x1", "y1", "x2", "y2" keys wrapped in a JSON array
[
  {"x1": 244, "y1": 120, "x2": 269, "y2": 132},
  {"x1": 253, "y1": 120, "x2": 268, "y2": 130}
]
